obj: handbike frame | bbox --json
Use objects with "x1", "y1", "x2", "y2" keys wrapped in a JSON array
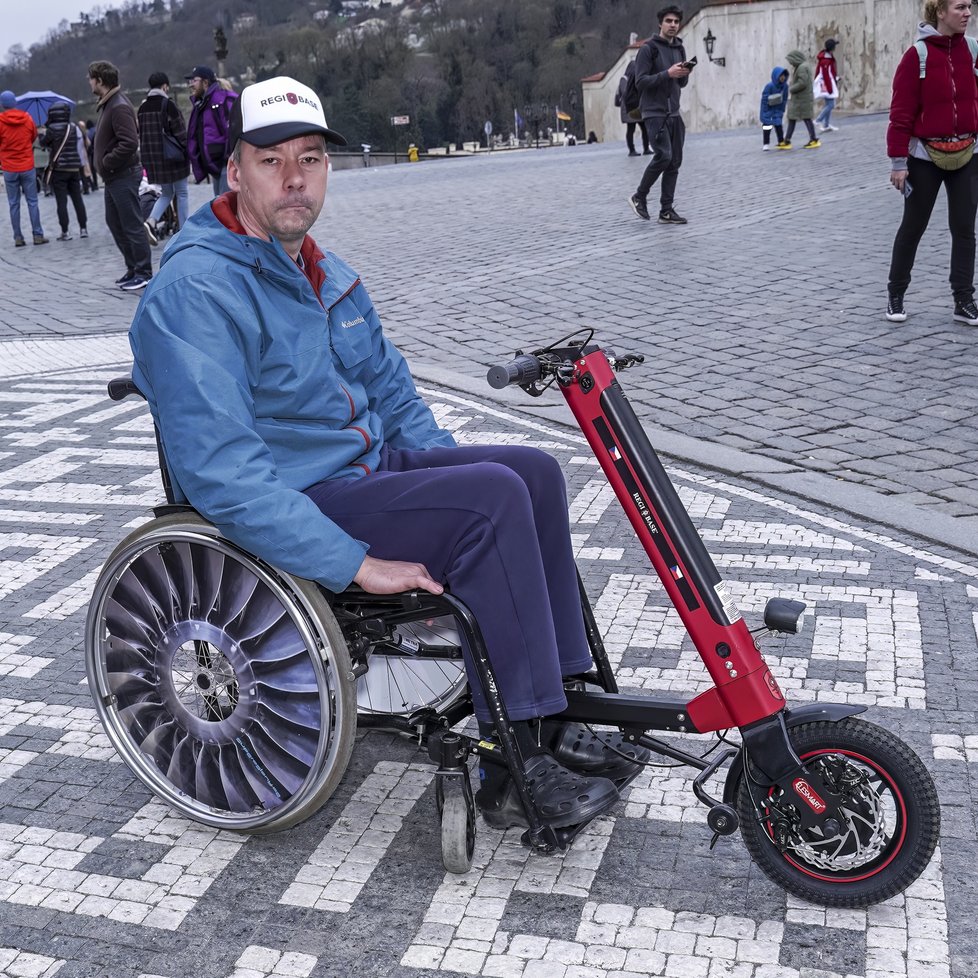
[{"x1": 470, "y1": 339, "x2": 863, "y2": 851}]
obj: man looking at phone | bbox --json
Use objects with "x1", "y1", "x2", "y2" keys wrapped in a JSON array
[{"x1": 628, "y1": 4, "x2": 692, "y2": 224}]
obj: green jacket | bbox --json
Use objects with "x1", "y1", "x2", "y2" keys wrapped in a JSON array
[{"x1": 786, "y1": 50, "x2": 814, "y2": 120}]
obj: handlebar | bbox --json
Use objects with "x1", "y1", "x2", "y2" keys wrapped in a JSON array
[
  {"x1": 486, "y1": 346, "x2": 645, "y2": 392},
  {"x1": 486, "y1": 355, "x2": 543, "y2": 390}
]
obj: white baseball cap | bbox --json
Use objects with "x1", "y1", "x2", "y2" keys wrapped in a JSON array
[{"x1": 228, "y1": 76, "x2": 347, "y2": 148}]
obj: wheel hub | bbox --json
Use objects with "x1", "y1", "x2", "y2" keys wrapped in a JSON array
[{"x1": 156, "y1": 620, "x2": 255, "y2": 740}]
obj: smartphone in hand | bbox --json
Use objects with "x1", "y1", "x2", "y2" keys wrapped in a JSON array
[
  {"x1": 683, "y1": 56, "x2": 698, "y2": 69},
  {"x1": 903, "y1": 179, "x2": 913, "y2": 198}
]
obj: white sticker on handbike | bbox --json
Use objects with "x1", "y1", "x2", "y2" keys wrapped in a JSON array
[{"x1": 715, "y1": 581, "x2": 742, "y2": 624}]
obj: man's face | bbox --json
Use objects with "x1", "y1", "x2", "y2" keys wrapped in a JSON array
[
  {"x1": 88, "y1": 75, "x2": 104, "y2": 96},
  {"x1": 227, "y1": 135, "x2": 329, "y2": 253},
  {"x1": 659, "y1": 13, "x2": 682, "y2": 39},
  {"x1": 938, "y1": 0, "x2": 972, "y2": 34},
  {"x1": 188, "y1": 76, "x2": 208, "y2": 98}
]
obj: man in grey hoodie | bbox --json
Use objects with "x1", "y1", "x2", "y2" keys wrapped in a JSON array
[{"x1": 628, "y1": 4, "x2": 692, "y2": 224}]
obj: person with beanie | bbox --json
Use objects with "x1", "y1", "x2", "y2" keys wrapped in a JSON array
[
  {"x1": 40, "y1": 102, "x2": 88, "y2": 241},
  {"x1": 0, "y1": 90, "x2": 48, "y2": 246},
  {"x1": 815, "y1": 39, "x2": 841, "y2": 132}
]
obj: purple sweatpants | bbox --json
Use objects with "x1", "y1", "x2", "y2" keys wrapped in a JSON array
[{"x1": 304, "y1": 444, "x2": 592, "y2": 720}]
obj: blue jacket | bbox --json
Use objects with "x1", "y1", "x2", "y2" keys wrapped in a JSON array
[
  {"x1": 129, "y1": 195, "x2": 456, "y2": 592},
  {"x1": 760, "y1": 67, "x2": 789, "y2": 125}
]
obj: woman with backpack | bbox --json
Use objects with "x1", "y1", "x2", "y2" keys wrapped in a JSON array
[
  {"x1": 41, "y1": 102, "x2": 88, "y2": 241},
  {"x1": 885, "y1": 0, "x2": 978, "y2": 326}
]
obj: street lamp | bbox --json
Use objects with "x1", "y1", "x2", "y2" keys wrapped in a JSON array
[{"x1": 704, "y1": 29, "x2": 725, "y2": 67}]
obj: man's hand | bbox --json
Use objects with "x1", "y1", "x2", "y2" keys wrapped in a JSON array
[
  {"x1": 890, "y1": 169, "x2": 908, "y2": 193},
  {"x1": 353, "y1": 555, "x2": 444, "y2": 595},
  {"x1": 667, "y1": 63, "x2": 692, "y2": 79}
]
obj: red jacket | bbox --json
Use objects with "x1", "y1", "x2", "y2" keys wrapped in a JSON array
[
  {"x1": 887, "y1": 30, "x2": 978, "y2": 158},
  {"x1": 0, "y1": 108, "x2": 37, "y2": 173}
]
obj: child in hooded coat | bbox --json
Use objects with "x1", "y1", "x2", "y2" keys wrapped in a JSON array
[{"x1": 759, "y1": 67, "x2": 789, "y2": 150}]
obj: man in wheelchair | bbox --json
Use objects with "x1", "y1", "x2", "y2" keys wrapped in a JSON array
[{"x1": 127, "y1": 76, "x2": 650, "y2": 832}]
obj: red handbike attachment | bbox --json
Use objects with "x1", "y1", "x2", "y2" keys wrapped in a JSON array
[{"x1": 488, "y1": 332, "x2": 940, "y2": 907}]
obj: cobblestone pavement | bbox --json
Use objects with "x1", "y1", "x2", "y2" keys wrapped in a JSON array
[
  {"x1": 0, "y1": 338, "x2": 974, "y2": 978},
  {"x1": 1, "y1": 115, "x2": 976, "y2": 557}
]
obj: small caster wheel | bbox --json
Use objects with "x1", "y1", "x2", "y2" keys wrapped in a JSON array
[
  {"x1": 441, "y1": 788, "x2": 475, "y2": 874},
  {"x1": 707, "y1": 803, "x2": 739, "y2": 836}
]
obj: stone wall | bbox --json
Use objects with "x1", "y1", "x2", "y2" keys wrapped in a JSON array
[{"x1": 583, "y1": 0, "x2": 921, "y2": 140}]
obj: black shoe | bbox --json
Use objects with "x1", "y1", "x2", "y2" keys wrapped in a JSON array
[
  {"x1": 56, "y1": 232, "x2": 72, "y2": 241},
  {"x1": 14, "y1": 238, "x2": 25, "y2": 247},
  {"x1": 658, "y1": 208, "x2": 687, "y2": 224},
  {"x1": 544, "y1": 721, "x2": 650, "y2": 780},
  {"x1": 115, "y1": 271, "x2": 135, "y2": 285},
  {"x1": 120, "y1": 275, "x2": 151, "y2": 292},
  {"x1": 643, "y1": 149, "x2": 653, "y2": 155},
  {"x1": 627, "y1": 150, "x2": 640, "y2": 157},
  {"x1": 144, "y1": 220, "x2": 159, "y2": 246},
  {"x1": 885, "y1": 294, "x2": 907, "y2": 323},
  {"x1": 953, "y1": 299, "x2": 978, "y2": 325},
  {"x1": 475, "y1": 751, "x2": 620, "y2": 830},
  {"x1": 629, "y1": 194, "x2": 650, "y2": 220}
]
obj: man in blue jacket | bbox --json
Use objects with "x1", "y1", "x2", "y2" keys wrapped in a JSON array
[{"x1": 129, "y1": 76, "x2": 649, "y2": 832}]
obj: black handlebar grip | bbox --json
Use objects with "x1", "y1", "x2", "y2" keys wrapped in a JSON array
[
  {"x1": 107, "y1": 377, "x2": 145, "y2": 401},
  {"x1": 486, "y1": 354, "x2": 542, "y2": 389}
]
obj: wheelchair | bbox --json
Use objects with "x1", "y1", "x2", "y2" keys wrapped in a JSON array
[{"x1": 86, "y1": 379, "x2": 602, "y2": 872}]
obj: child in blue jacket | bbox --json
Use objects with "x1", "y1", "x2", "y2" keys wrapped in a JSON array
[{"x1": 759, "y1": 67, "x2": 789, "y2": 150}]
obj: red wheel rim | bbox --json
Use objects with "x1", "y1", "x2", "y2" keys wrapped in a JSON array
[{"x1": 763, "y1": 748, "x2": 908, "y2": 884}]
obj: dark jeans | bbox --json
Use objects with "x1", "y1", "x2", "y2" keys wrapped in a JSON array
[
  {"x1": 103, "y1": 167, "x2": 152, "y2": 279},
  {"x1": 304, "y1": 444, "x2": 592, "y2": 721},
  {"x1": 784, "y1": 118, "x2": 816, "y2": 143},
  {"x1": 636, "y1": 116, "x2": 685, "y2": 211},
  {"x1": 762, "y1": 125, "x2": 785, "y2": 146},
  {"x1": 626, "y1": 120, "x2": 650, "y2": 154},
  {"x1": 51, "y1": 170, "x2": 87, "y2": 233},
  {"x1": 888, "y1": 155, "x2": 978, "y2": 301}
]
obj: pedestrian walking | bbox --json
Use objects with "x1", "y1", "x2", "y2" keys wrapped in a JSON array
[
  {"x1": 0, "y1": 90, "x2": 47, "y2": 246},
  {"x1": 40, "y1": 102, "x2": 88, "y2": 240},
  {"x1": 782, "y1": 50, "x2": 821, "y2": 149},
  {"x1": 615, "y1": 60, "x2": 650, "y2": 156},
  {"x1": 88, "y1": 60, "x2": 154, "y2": 290},
  {"x1": 759, "y1": 67, "x2": 789, "y2": 151},
  {"x1": 815, "y1": 39, "x2": 841, "y2": 133},
  {"x1": 886, "y1": 0, "x2": 978, "y2": 326},
  {"x1": 185, "y1": 66, "x2": 238, "y2": 196},
  {"x1": 137, "y1": 72, "x2": 191, "y2": 240},
  {"x1": 627, "y1": 4, "x2": 693, "y2": 225}
]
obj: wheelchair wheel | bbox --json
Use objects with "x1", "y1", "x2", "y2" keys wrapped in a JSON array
[
  {"x1": 356, "y1": 616, "x2": 468, "y2": 717},
  {"x1": 85, "y1": 514, "x2": 357, "y2": 833}
]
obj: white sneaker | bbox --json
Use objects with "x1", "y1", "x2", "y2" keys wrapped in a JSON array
[
  {"x1": 762, "y1": 144, "x2": 770, "y2": 151},
  {"x1": 826, "y1": 124, "x2": 839, "y2": 132},
  {"x1": 818, "y1": 125, "x2": 829, "y2": 133}
]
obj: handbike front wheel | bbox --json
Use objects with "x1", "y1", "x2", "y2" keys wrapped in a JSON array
[{"x1": 736, "y1": 717, "x2": 940, "y2": 907}]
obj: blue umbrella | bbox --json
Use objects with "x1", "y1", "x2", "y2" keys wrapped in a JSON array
[{"x1": 16, "y1": 91, "x2": 77, "y2": 126}]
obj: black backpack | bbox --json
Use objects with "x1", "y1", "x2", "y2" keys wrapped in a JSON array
[{"x1": 621, "y1": 62, "x2": 641, "y2": 113}]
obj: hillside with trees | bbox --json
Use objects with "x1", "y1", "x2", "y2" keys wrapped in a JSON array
[{"x1": 1, "y1": 0, "x2": 705, "y2": 150}]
